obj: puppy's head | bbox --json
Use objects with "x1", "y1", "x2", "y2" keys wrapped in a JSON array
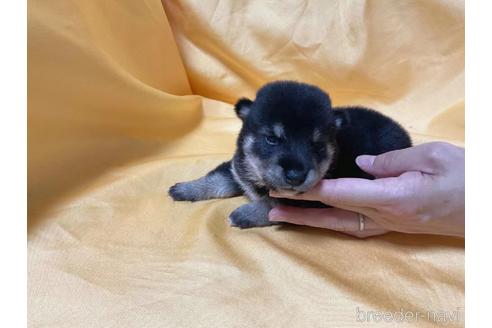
[{"x1": 235, "y1": 81, "x2": 348, "y2": 194}]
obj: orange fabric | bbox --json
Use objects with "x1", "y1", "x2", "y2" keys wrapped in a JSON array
[{"x1": 28, "y1": 1, "x2": 464, "y2": 327}]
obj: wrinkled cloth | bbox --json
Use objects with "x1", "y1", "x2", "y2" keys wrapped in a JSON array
[{"x1": 28, "y1": 1, "x2": 464, "y2": 327}]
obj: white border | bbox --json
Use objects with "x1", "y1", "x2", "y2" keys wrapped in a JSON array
[
  {"x1": 2, "y1": 0, "x2": 480, "y2": 326},
  {"x1": 0, "y1": 1, "x2": 27, "y2": 326},
  {"x1": 466, "y1": 0, "x2": 492, "y2": 326}
]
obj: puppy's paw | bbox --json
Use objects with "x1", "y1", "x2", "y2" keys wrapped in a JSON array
[
  {"x1": 228, "y1": 205, "x2": 275, "y2": 229},
  {"x1": 168, "y1": 182, "x2": 198, "y2": 202},
  {"x1": 228, "y1": 211, "x2": 257, "y2": 229}
]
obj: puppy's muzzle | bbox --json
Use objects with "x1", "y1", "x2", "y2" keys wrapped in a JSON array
[{"x1": 283, "y1": 168, "x2": 308, "y2": 186}]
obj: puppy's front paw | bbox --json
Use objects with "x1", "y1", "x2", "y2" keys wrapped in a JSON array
[
  {"x1": 168, "y1": 182, "x2": 198, "y2": 202},
  {"x1": 229, "y1": 210, "x2": 257, "y2": 229},
  {"x1": 228, "y1": 204, "x2": 275, "y2": 229}
]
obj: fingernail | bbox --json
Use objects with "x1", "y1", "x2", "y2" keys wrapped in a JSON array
[
  {"x1": 356, "y1": 155, "x2": 375, "y2": 168},
  {"x1": 268, "y1": 208, "x2": 284, "y2": 221}
]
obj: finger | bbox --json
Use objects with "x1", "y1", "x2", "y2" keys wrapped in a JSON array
[
  {"x1": 355, "y1": 142, "x2": 447, "y2": 178},
  {"x1": 270, "y1": 178, "x2": 398, "y2": 207},
  {"x1": 268, "y1": 205, "x2": 383, "y2": 232}
]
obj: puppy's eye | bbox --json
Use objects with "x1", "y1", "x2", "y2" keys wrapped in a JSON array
[{"x1": 265, "y1": 135, "x2": 281, "y2": 145}]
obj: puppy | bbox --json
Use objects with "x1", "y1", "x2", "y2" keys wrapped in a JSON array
[{"x1": 169, "y1": 81, "x2": 412, "y2": 228}]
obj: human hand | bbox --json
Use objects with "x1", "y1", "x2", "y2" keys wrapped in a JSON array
[{"x1": 268, "y1": 142, "x2": 465, "y2": 238}]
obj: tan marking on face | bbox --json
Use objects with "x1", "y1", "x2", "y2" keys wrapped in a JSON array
[
  {"x1": 313, "y1": 128, "x2": 322, "y2": 142},
  {"x1": 304, "y1": 143, "x2": 336, "y2": 191},
  {"x1": 318, "y1": 144, "x2": 335, "y2": 177},
  {"x1": 273, "y1": 123, "x2": 285, "y2": 139},
  {"x1": 243, "y1": 135, "x2": 255, "y2": 151},
  {"x1": 231, "y1": 161, "x2": 261, "y2": 201},
  {"x1": 242, "y1": 135, "x2": 264, "y2": 184}
]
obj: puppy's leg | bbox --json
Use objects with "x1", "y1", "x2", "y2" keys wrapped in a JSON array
[
  {"x1": 229, "y1": 197, "x2": 280, "y2": 229},
  {"x1": 169, "y1": 161, "x2": 243, "y2": 202}
]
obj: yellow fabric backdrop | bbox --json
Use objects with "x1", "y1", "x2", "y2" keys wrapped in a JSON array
[{"x1": 28, "y1": 0, "x2": 464, "y2": 327}]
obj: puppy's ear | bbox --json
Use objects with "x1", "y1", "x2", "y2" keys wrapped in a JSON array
[
  {"x1": 234, "y1": 98, "x2": 253, "y2": 120},
  {"x1": 333, "y1": 110, "x2": 350, "y2": 129}
]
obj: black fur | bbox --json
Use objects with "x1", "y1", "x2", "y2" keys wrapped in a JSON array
[
  {"x1": 169, "y1": 81, "x2": 412, "y2": 228},
  {"x1": 330, "y1": 107, "x2": 412, "y2": 179},
  {"x1": 234, "y1": 98, "x2": 254, "y2": 120}
]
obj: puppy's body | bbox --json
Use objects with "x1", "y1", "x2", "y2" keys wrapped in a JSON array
[{"x1": 169, "y1": 81, "x2": 412, "y2": 228}]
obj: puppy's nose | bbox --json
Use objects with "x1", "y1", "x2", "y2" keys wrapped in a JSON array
[{"x1": 284, "y1": 169, "x2": 308, "y2": 186}]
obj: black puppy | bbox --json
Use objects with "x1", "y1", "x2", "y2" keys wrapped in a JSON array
[{"x1": 169, "y1": 81, "x2": 412, "y2": 228}]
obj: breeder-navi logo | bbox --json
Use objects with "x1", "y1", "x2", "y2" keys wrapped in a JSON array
[{"x1": 355, "y1": 307, "x2": 464, "y2": 324}]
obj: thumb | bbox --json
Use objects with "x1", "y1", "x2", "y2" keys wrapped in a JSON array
[{"x1": 355, "y1": 143, "x2": 441, "y2": 178}]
